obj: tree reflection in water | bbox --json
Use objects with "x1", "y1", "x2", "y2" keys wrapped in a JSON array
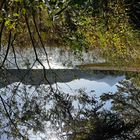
[{"x1": 0, "y1": 79, "x2": 140, "y2": 140}]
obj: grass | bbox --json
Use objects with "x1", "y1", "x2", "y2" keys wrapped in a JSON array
[{"x1": 77, "y1": 62, "x2": 140, "y2": 72}]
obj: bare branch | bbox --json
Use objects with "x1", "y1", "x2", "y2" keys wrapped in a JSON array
[
  {"x1": 11, "y1": 33, "x2": 20, "y2": 69},
  {"x1": 32, "y1": 14, "x2": 51, "y2": 69},
  {"x1": 0, "y1": 30, "x2": 12, "y2": 68}
]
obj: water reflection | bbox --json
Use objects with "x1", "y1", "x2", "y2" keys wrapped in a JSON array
[
  {"x1": 0, "y1": 70, "x2": 140, "y2": 140},
  {"x1": 0, "y1": 69, "x2": 125, "y2": 88},
  {"x1": 0, "y1": 47, "x2": 103, "y2": 69}
]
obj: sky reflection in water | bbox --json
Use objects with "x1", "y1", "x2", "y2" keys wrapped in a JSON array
[{"x1": 0, "y1": 72, "x2": 125, "y2": 140}]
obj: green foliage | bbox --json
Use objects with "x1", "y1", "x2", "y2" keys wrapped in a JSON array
[
  {"x1": 75, "y1": 0, "x2": 140, "y2": 65},
  {"x1": 0, "y1": 0, "x2": 140, "y2": 65}
]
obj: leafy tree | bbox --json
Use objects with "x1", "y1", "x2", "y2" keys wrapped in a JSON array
[{"x1": 0, "y1": 0, "x2": 140, "y2": 67}]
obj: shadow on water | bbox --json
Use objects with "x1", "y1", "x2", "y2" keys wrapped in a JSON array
[
  {"x1": 1, "y1": 69, "x2": 139, "y2": 88},
  {"x1": 0, "y1": 69, "x2": 140, "y2": 140}
]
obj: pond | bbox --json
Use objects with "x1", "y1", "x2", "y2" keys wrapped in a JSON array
[
  {"x1": 0, "y1": 69, "x2": 139, "y2": 140},
  {"x1": 0, "y1": 46, "x2": 140, "y2": 140}
]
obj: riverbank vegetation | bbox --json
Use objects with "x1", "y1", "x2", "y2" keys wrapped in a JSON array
[{"x1": 0, "y1": 0, "x2": 140, "y2": 67}]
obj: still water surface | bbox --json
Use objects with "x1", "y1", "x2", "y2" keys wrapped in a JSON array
[
  {"x1": 0, "y1": 46, "x2": 139, "y2": 140},
  {"x1": 0, "y1": 70, "x2": 127, "y2": 140}
]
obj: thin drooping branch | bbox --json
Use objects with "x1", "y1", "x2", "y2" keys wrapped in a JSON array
[
  {"x1": 32, "y1": 13, "x2": 71, "y2": 89},
  {"x1": 11, "y1": 60, "x2": 37, "y2": 92},
  {"x1": 0, "y1": 95, "x2": 25, "y2": 139},
  {"x1": 32, "y1": 14, "x2": 72, "y2": 89},
  {"x1": 24, "y1": 13, "x2": 54, "y2": 91},
  {"x1": 0, "y1": 53, "x2": 17, "y2": 68},
  {"x1": 32, "y1": 13, "x2": 76, "y2": 93},
  {"x1": 24, "y1": 14, "x2": 38, "y2": 59},
  {"x1": 10, "y1": 6, "x2": 20, "y2": 69},
  {"x1": 0, "y1": 30, "x2": 12, "y2": 68},
  {"x1": 32, "y1": 14, "x2": 51, "y2": 68},
  {"x1": 11, "y1": 33, "x2": 20, "y2": 69}
]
